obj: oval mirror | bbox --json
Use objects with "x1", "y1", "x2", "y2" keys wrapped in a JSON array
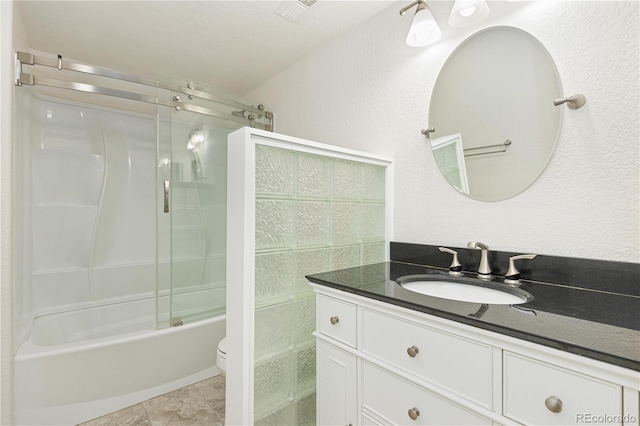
[{"x1": 429, "y1": 26, "x2": 563, "y2": 201}]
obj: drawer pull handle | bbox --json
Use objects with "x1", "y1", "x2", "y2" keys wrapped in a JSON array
[
  {"x1": 330, "y1": 316, "x2": 340, "y2": 325},
  {"x1": 407, "y1": 346, "x2": 419, "y2": 357},
  {"x1": 408, "y1": 407, "x2": 420, "y2": 420},
  {"x1": 545, "y1": 396, "x2": 563, "y2": 413}
]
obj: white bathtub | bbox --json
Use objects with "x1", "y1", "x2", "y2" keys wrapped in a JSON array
[{"x1": 14, "y1": 299, "x2": 225, "y2": 425}]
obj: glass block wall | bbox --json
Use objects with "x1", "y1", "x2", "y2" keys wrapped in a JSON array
[{"x1": 253, "y1": 144, "x2": 387, "y2": 425}]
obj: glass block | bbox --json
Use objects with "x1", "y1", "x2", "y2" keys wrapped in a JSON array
[
  {"x1": 255, "y1": 200, "x2": 295, "y2": 250},
  {"x1": 362, "y1": 164, "x2": 386, "y2": 201},
  {"x1": 296, "y1": 201, "x2": 331, "y2": 247},
  {"x1": 254, "y1": 352, "x2": 293, "y2": 414},
  {"x1": 297, "y1": 153, "x2": 331, "y2": 198},
  {"x1": 331, "y1": 245, "x2": 361, "y2": 270},
  {"x1": 295, "y1": 392, "x2": 316, "y2": 426},
  {"x1": 255, "y1": 251, "x2": 295, "y2": 306},
  {"x1": 255, "y1": 302, "x2": 292, "y2": 359},
  {"x1": 295, "y1": 345, "x2": 316, "y2": 393},
  {"x1": 255, "y1": 402, "x2": 294, "y2": 426},
  {"x1": 255, "y1": 145, "x2": 295, "y2": 196},
  {"x1": 361, "y1": 203, "x2": 386, "y2": 242},
  {"x1": 295, "y1": 248, "x2": 330, "y2": 295},
  {"x1": 332, "y1": 203, "x2": 361, "y2": 244},
  {"x1": 363, "y1": 242, "x2": 386, "y2": 265},
  {"x1": 332, "y1": 159, "x2": 362, "y2": 200},
  {"x1": 294, "y1": 297, "x2": 316, "y2": 345}
]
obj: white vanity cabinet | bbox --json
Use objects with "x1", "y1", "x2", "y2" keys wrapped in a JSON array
[{"x1": 314, "y1": 288, "x2": 640, "y2": 426}]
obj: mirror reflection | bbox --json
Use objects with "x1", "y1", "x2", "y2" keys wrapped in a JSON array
[{"x1": 429, "y1": 26, "x2": 563, "y2": 201}]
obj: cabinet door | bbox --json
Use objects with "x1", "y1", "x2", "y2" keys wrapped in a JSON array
[{"x1": 317, "y1": 339, "x2": 358, "y2": 426}]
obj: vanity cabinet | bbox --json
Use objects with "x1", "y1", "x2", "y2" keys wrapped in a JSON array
[{"x1": 314, "y1": 289, "x2": 640, "y2": 426}]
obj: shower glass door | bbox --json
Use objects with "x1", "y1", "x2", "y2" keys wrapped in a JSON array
[
  {"x1": 166, "y1": 107, "x2": 228, "y2": 327},
  {"x1": 159, "y1": 78, "x2": 271, "y2": 327}
]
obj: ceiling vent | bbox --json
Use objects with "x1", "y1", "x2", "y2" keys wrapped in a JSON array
[{"x1": 274, "y1": 0, "x2": 318, "y2": 23}]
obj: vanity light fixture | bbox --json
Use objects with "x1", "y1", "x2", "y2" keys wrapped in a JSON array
[
  {"x1": 448, "y1": 0, "x2": 491, "y2": 27},
  {"x1": 399, "y1": 1, "x2": 442, "y2": 47}
]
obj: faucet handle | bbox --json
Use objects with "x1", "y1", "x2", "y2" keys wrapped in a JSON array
[
  {"x1": 505, "y1": 254, "x2": 537, "y2": 285},
  {"x1": 439, "y1": 247, "x2": 462, "y2": 276}
]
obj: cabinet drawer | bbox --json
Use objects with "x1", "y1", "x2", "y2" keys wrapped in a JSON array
[
  {"x1": 361, "y1": 308, "x2": 493, "y2": 409},
  {"x1": 317, "y1": 294, "x2": 357, "y2": 347},
  {"x1": 503, "y1": 352, "x2": 622, "y2": 425},
  {"x1": 362, "y1": 361, "x2": 491, "y2": 425}
]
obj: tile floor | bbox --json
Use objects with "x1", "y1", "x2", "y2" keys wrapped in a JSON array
[{"x1": 78, "y1": 375, "x2": 225, "y2": 426}]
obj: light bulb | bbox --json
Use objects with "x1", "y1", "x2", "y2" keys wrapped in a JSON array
[
  {"x1": 459, "y1": 6, "x2": 476, "y2": 17},
  {"x1": 406, "y1": 6, "x2": 442, "y2": 47},
  {"x1": 448, "y1": 0, "x2": 490, "y2": 27}
]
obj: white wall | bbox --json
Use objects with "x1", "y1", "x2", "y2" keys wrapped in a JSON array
[{"x1": 250, "y1": 1, "x2": 640, "y2": 263}]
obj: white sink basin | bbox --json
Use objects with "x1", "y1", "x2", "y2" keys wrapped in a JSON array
[{"x1": 399, "y1": 280, "x2": 530, "y2": 305}]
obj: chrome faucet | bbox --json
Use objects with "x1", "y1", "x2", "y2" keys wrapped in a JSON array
[{"x1": 467, "y1": 241, "x2": 491, "y2": 279}]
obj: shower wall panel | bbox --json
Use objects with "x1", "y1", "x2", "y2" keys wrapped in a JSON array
[{"x1": 16, "y1": 94, "x2": 158, "y2": 340}]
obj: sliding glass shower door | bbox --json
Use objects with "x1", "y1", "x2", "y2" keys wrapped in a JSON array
[
  {"x1": 15, "y1": 51, "x2": 273, "y2": 335},
  {"x1": 158, "y1": 79, "x2": 272, "y2": 327},
  {"x1": 158, "y1": 105, "x2": 228, "y2": 327}
]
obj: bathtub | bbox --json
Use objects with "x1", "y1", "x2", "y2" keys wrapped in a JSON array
[{"x1": 14, "y1": 298, "x2": 225, "y2": 425}]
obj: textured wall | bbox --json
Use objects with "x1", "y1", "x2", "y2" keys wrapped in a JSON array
[{"x1": 249, "y1": 1, "x2": 640, "y2": 263}]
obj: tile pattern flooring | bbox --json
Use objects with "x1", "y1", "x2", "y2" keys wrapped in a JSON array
[{"x1": 79, "y1": 375, "x2": 225, "y2": 426}]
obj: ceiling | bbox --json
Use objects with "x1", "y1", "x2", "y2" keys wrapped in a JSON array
[{"x1": 16, "y1": 0, "x2": 396, "y2": 96}]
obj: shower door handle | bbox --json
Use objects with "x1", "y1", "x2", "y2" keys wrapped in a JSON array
[{"x1": 163, "y1": 180, "x2": 170, "y2": 213}]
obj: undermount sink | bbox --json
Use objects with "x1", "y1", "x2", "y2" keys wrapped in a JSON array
[{"x1": 397, "y1": 275, "x2": 533, "y2": 305}]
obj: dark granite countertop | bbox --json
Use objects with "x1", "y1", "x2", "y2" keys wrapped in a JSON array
[{"x1": 306, "y1": 261, "x2": 640, "y2": 372}]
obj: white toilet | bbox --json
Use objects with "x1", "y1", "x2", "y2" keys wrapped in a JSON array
[{"x1": 216, "y1": 337, "x2": 227, "y2": 375}]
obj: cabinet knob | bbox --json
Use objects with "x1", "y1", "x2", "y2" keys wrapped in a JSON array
[
  {"x1": 408, "y1": 407, "x2": 420, "y2": 420},
  {"x1": 545, "y1": 395, "x2": 563, "y2": 413},
  {"x1": 407, "y1": 345, "x2": 419, "y2": 358},
  {"x1": 330, "y1": 316, "x2": 340, "y2": 325}
]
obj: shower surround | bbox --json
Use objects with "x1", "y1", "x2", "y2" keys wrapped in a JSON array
[{"x1": 13, "y1": 90, "x2": 230, "y2": 425}]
